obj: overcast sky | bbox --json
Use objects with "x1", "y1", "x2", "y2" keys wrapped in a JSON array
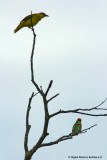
[{"x1": 0, "y1": 0, "x2": 107, "y2": 160}]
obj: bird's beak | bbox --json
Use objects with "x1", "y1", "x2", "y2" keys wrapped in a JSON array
[{"x1": 45, "y1": 15, "x2": 49, "y2": 17}]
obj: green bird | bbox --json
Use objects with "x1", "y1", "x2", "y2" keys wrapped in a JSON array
[
  {"x1": 14, "y1": 12, "x2": 49, "y2": 33},
  {"x1": 70, "y1": 118, "x2": 82, "y2": 136}
]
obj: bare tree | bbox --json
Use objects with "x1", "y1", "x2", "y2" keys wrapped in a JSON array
[{"x1": 24, "y1": 12, "x2": 107, "y2": 160}]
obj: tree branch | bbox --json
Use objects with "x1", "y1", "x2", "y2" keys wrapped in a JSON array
[
  {"x1": 45, "y1": 80, "x2": 53, "y2": 96},
  {"x1": 29, "y1": 94, "x2": 50, "y2": 154},
  {"x1": 33, "y1": 92, "x2": 39, "y2": 97},
  {"x1": 50, "y1": 98, "x2": 107, "y2": 118},
  {"x1": 48, "y1": 93, "x2": 59, "y2": 103},
  {"x1": 30, "y1": 11, "x2": 43, "y2": 95},
  {"x1": 73, "y1": 98, "x2": 107, "y2": 112},
  {"x1": 81, "y1": 124, "x2": 97, "y2": 133},
  {"x1": 24, "y1": 92, "x2": 35, "y2": 152},
  {"x1": 50, "y1": 110, "x2": 107, "y2": 118},
  {"x1": 39, "y1": 124, "x2": 97, "y2": 148}
]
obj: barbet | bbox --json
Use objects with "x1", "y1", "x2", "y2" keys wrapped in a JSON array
[{"x1": 70, "y1": 118, "x2": 82, "y2": 136}]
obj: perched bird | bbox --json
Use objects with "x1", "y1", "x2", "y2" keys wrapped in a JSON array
[
  {"x1": 14, "y1": 12, "x2": 49, "y2": 33},
  {"x1": 69, "y1": 118, "x2": 82, "y2": 136}
]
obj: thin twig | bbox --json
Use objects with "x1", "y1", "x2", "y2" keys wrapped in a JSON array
[
  {"x1": 72, "y1": 111, "x2": 107, "y2": 117},
  {"x1": 33, "y1": 92, "x2": 39, "y2": 97},
  {"x1": 94, "y1": 98, "x2": 107, "y2": 108},
  {"x1": 74, "y1": 98, "x2": 107, "y2": 112},
  {"x1": 48, "y1": 93, "x2": 59, "y2": 103},
  {"x1": 81, "y1": 124, "x2": 97, "y2": 133},
  {"x1": 24, "y1": 92, "x2": 34, "y2": 152},
  {"x1": 45, "y1": 80, "x2": 53, "y2": 96}
]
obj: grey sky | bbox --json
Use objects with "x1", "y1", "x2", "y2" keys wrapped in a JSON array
[{"x1": 0, "y1": 0, "x2": 107, "y2": 160}]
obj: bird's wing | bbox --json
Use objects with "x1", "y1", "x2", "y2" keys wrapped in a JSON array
[
  {"x1": 72, "y1": 123, "x2": 76, "y2": 133},
  {"x1": 21, "y1": 14, "x2": 34, "y2": 22},
  {"x1": 80, "y1": 124, "x2": 82, "y2": 131}
]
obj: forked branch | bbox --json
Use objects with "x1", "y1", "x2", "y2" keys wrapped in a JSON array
[{"x1": 50, "y1": 98, "x2": 107, "y2": 118}]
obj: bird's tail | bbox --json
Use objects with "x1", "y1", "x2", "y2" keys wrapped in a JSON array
[{"x1": 14, "y1": 24, "x2": 22, "y2": 33}]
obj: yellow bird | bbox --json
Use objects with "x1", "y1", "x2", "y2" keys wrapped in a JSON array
[{"x1": 14, "y1": 12, "x2": 49, "y2": 33}]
